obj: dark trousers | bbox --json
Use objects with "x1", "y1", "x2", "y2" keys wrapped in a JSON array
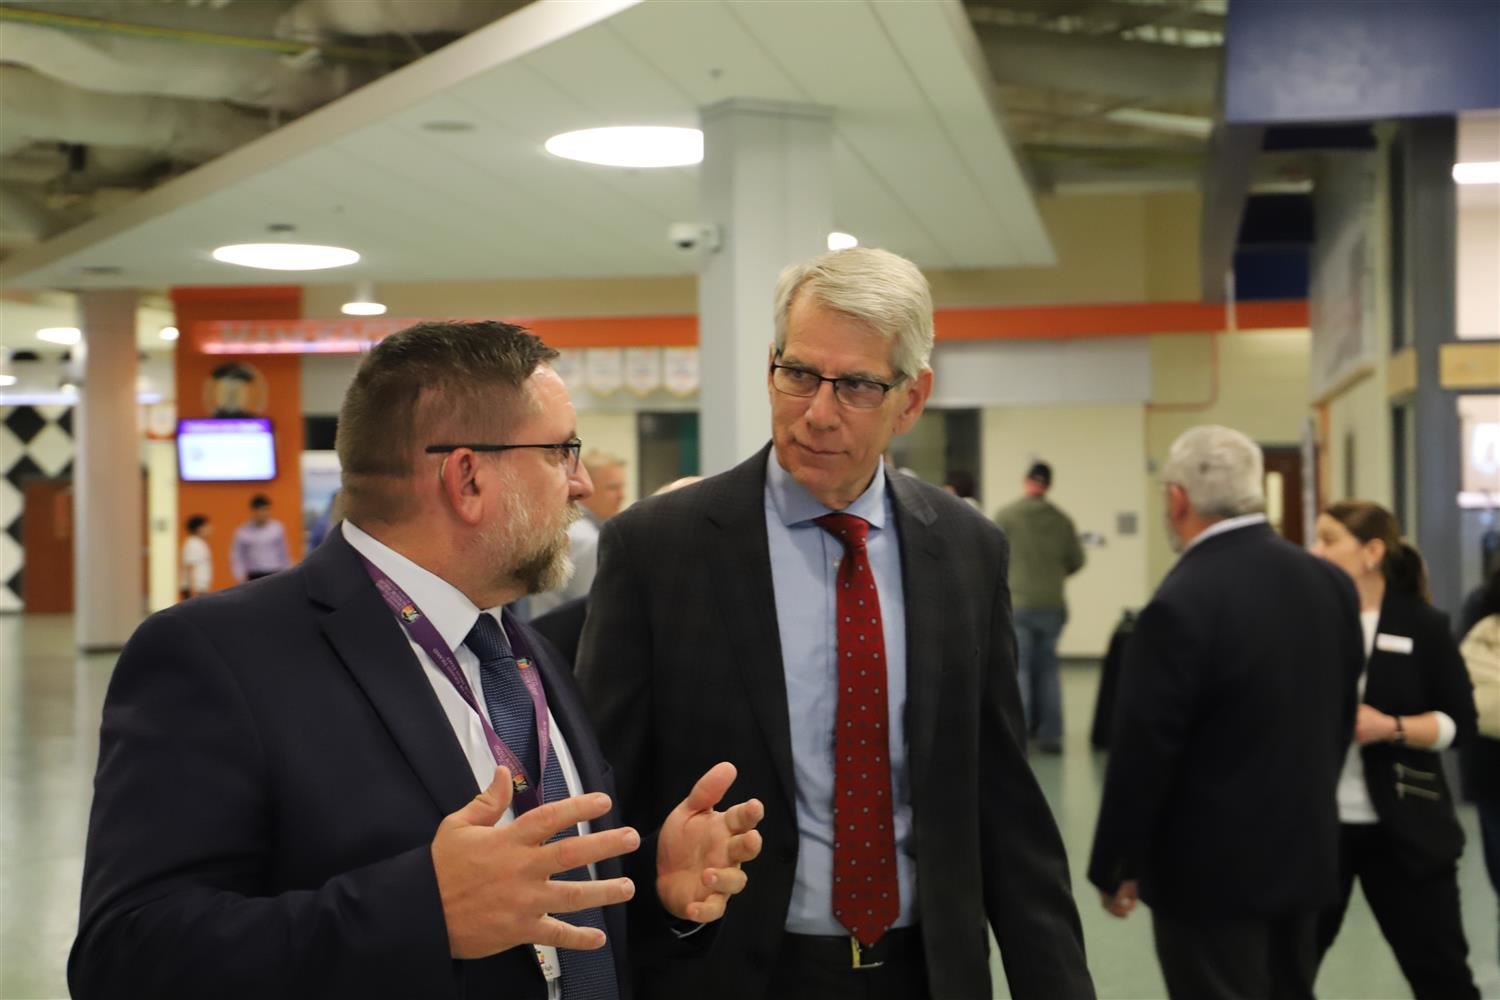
[
  {"x1": 1152, "y1": 909, "x2": 1317, "y2": 1000},
  {"x1": 766, "y1": 928, "x2": 929, "y2": 1000},
  {"x1": 1316, "y1": 822, "x2": 1478, "y2": 1000},
  {"x1": 1480, "y1": 798, "x2": 1500, "y2": 956}
]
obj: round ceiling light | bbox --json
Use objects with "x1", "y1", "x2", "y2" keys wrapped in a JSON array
[
  {"x1": 341, "y1": 301, "x2": 387, "y2": 316},
  {"x1": 544, "y1": 126, "x2": 703, "y2": 168},
  {"x1": 827, "y1": 232, "x2": 859, "y2": 251},
  {"x1": 159, "y1": 326, "x2": 180, "y2": 341},
  {"x1": 37, "y1": 327, "x2": 81, "y2": 345},
  {"x1": 212, "y1": 243, "x2": 360, "y2": 271}
]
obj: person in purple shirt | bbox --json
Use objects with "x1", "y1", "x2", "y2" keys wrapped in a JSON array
[{"x1": 232, "y1": 493, "x2": 291, "y2": 582}]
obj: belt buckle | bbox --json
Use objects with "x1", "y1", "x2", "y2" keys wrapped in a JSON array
[{"x1": 849, "y1": 935, "x2": 884, "y2": 971}]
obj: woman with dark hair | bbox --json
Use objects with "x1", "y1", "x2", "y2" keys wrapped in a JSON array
[
  {"x1": 1310, "y1": 500, "x2": 1479, "y2": 999},
  {"x1": 1458, "y1": 559, "x2": 1500, "y2": 956}
]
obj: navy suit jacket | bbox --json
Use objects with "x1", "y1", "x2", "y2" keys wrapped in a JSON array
[{"x1": 70, "y1": 530, "x2": 628, "y2": 999}]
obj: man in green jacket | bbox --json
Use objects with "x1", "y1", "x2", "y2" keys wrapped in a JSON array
[{"x1": 994, "y1": 462, "x2": 1086, "y2": 754}]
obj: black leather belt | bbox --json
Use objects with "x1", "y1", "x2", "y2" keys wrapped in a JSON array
[{"x1": 780, "y1": 926, "x2": 923, "y2": 970}]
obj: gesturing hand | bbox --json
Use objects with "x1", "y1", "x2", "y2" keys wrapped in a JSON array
[
  {"x1": 656, "y1": 762, "x2": 765, "y2": 923},
  {"x1": 432, "y1": 766, "x2": 639, "y2": 959}
]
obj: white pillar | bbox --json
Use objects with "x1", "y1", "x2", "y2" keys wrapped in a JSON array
[
  {"x1": 75, "y1": 289, "x2": 141, "y2": 650},
  {"x1": 697, "y1": 99, "x2": 833, "y2": 475}
]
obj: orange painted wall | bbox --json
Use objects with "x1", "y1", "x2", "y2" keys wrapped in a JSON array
[{"x1": 172, "y1": 287, "x2": 304, "y2": 592}]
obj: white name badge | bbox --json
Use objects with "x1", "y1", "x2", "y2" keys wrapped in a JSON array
[
  {"x1": 536, "y1": 944, "x2": 561, "y2": 983},
  {"x1": 1375, "y1": 633, "x2": 1414, "y2": 655}
]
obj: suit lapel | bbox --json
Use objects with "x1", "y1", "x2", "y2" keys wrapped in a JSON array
[
  {"x1": 306, "y1": 532, "x2": 480, "y2": 816},
  {"x1": 887, "y1": 472, "x2": 948, "y2": 785},
  {"x1": 707, "y1": 447, "x2": 798, "y2": 813}
]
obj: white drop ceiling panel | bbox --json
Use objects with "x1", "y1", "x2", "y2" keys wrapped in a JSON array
[{"x1": 0, "y1": 0, "x2": 1053, "y2": 291}]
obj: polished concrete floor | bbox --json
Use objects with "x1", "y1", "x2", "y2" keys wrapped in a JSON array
[{"x1": 1, "y1": 612, "x2": 1496, "y2": 999}]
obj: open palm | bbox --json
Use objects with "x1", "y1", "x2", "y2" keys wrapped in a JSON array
[{"x1": 655, "y1": 762, "x2": 765, "y2": 923}]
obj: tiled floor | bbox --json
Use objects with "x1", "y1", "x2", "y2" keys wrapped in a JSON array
[{"x1": 2, "y1": 614, "x2": 1496, "y2": 999}]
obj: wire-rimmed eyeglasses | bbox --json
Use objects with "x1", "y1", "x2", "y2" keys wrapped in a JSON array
[
  {"x1": 424, "y1": 437, "x2": 583, "y2": 475},
  {"x1": 769, "y1": 353, "x2": 903, "y2": 410}
]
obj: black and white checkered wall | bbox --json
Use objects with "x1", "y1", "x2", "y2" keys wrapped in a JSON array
[{"x1": 0, "y1": 405, "x2": 75, "y2": 611}]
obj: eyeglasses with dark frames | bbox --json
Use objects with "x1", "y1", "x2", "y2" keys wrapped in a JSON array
[
  {"x1": 424, "y1": 437, "x2": 583, "y2": 475},
  {"x1": 769, "y1": 352, "x2": 903, "y2": 410}
]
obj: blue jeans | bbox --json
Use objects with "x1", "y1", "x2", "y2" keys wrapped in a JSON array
[{"x1": 1014, "y1": 607, "x2": 1067, "y2": 747}]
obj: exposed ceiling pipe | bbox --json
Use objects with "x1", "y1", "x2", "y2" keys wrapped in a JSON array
[
  {"x1": 276, "y1": 0, "x2": 522, "y2": 42},
  {"x1": 974, "y1": 25, "x2": 1219, "y2": 110},
  {"x1": 0, "y1": 184, "x2": 75, "y2": 244},
  {"x1": 0, "y1": 66, "x2": 270, "y2": 162},
  {"x1": 0, "y1": 19, "x2": 363, "y2": 113}
]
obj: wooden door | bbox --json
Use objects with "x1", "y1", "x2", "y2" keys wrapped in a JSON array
[
  {"x1": 21, "y1": 479, "x2": 74, "y2": 612},
  {"x1": 1263, "y1": 446, "x2": 1305, "y2": 546}
]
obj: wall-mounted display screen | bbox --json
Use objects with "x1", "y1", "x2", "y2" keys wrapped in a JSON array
[{"x1": 177, "y1": 418, "x2": 277, "y2": 482}]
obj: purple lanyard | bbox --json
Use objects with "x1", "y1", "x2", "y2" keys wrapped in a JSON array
[{"x1": 359, "y1": 555, "x2": 551, "y2": 814}]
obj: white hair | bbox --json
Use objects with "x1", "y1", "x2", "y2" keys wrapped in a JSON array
[
  {"x1": 1162, "y1": 425, "x2": 1266, "y2": 519},
  {"x1": 773, "y1": 247, "x2": 934, "y2": 379}
]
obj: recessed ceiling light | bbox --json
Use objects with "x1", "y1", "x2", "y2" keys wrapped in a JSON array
[
  {"x1": 827, "y1": 232, "x2": 859, "y2": 251},
  {"x1": 342, "y1": 280, "x2": 387, "y2": 316},
  {"x1": 1453, "y1": 161, "x2": 1500, "y2": 185},
  {"x1": 0, "y1": 375, "x2": 16, "y2": 387},
  {"x1": 79, "y1": 265, "x2": 123, "y2": 276},
  {"x1": 37, "y1": 327, "x2": 81, "y2": 345},
  {"x1": 159, "y1": 326, "x2": 180, "y2": 341},
  {"x1": 212, "y1": 243, "x2": 360, "y2": 271},
  {"x1": 423, "y1": 120, "x2": 476, "y2": 133},
  {"x1": 545, "y1": 127, "x2": 703, "y2": 168}
]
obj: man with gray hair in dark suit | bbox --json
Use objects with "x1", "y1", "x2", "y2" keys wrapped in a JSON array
[
  {"x1": 1089, "y1": 424, "x2": 1364, "y2": 1000},
  {"x1": 579, "y1": 247, "x2": 1093, "y2": 1000}
]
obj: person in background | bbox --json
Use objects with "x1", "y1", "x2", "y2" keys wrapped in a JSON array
[
  {"x1": 179, "y1": 514, "x2": 213, "y2": 600},
  {"x1": 941, "y1": 469, "x2": 981, "y2": 510},
  {"x1": 231, "y1": 493, "x2": 291, "y2": 582},
  {"x1": 993, "y1": 460, "x2": 1085, "y2": 753},
  {"x1": 1458, "y1": 563, "x2": 1500, "y2": 959},
  {"x1": 307, "y1": 489, "x2": 344, "y2": 551},
  {"x1": 1089, "y1": 425, "x2": 1363, "y2": 1000},
  {"x1": 1310, "y1": 500, "x2": 1479, "y2": 1000},
  {"x1": 1458, "y1": 561, "x2": 1500, "y2": 959},
  {"x1": 527, "y1": 450, "x2": 627, "y2": 618},
  {"x1": 579, "y1": 247, "x2": 1092, "y2": 1000}
]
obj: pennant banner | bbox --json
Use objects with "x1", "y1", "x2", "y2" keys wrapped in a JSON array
[{"x1": 662, "y1": 347, "x2": 700, "y2": 397}]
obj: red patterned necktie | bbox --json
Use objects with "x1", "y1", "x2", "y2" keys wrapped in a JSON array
[{"x1": 815, "y1": 512, "x2": 900, "y2": 948}]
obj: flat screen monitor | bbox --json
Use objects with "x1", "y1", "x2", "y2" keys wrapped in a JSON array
[{"x1": 177, "y1": 418, "x2": 277, "y2": 482}]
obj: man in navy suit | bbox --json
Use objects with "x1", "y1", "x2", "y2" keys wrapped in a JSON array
[{"x1": 70, "y1": 321, "x2": 763, "y2": 1000}]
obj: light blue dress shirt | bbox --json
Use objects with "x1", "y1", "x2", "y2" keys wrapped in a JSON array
[{"x1": 764, "y1": 451, "x2": 916, "y2": 935}]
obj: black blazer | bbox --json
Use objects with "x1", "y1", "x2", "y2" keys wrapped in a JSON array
[
  {"x1": 577, "y1": 446, "x2": 1093, "y2": 1000},
  {"x1": 69, "y1": 530, "x2": 628, "y2": 1000},
  {"x1": 1088, "y1": 523, "x2": 1364, "y2": 918},
  {"x1": 1358, "y1": 589, "x2": 1478, "y2": 870}
]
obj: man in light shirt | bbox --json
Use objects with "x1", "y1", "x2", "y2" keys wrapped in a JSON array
[
  {"x1": 528, "y1": 450, "x2": 627, "y2": 618},
  {"x1": 71, "y1": 321, "x2": 764, "y2": 1000},
  {"x1": 230, "y1": 493, "x2": 291, "y2": 581},
  {"x1": 179, "y1": 513, "x2": 213, "y2": 599}
]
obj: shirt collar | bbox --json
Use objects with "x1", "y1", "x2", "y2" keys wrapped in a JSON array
[
  {"x1": 765, "y1": 448, "x2": 888, "y2": 530},
  {"x1": 341, "y1": 519, "x2": 501, "y2": 655},
  {"x1": 1185, "y1": 512, "x2": 1269, "y2": 552}
]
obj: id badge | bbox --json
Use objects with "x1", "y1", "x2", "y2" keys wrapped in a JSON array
[{"x1": 535, "y1": 944, "x2": 561, "y2": 983}]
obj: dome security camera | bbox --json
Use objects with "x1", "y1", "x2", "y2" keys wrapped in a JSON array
[{"x1": 667, "y1": 222, "x2": 721, "y2": 255}]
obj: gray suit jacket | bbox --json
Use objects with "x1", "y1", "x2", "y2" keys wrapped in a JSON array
[{"x1": 577, "y1": 445, "x2": 1093, "y2": 1000}]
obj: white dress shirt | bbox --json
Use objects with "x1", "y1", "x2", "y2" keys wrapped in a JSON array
[{"x1": 342, "y1": 520, "x2": 591, "y2": 997}]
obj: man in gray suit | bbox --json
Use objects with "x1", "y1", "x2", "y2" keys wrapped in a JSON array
[{"x1": 578, "y1": 248, "x2": 1093, "y2": 1000}]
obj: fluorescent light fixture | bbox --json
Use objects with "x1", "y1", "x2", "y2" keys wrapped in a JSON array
[
  {"x1": 1103, "y1": 108, "x2": 1213, "y2": 138},
  {"x1": 341, "y1": 280, "x2": 387, "y2": 316},
  {"x1": 159, "y1": 326, "x2": 180, "y2": 341},
  {"x1": 0, "y1": 375, "x2": 16, "y2": 387},
  {"x1": 545, "y1": 127, "x2": 703, "y2": 168},
  {"x1": 827, "y1": 232, "x2": 859, "y2": 251},
  {"x1": 212, "y1": 243, "x2": 360, "y2": 271},
  {"x1": 1453, "y1": 161, "x2": 1500, "y2": 185},
  {"x1": 0, "y1": 389, "x2": 162, "y2": 405},
  {"x1": 37, "y1": 327, "x2": 81, "y2": 345}
]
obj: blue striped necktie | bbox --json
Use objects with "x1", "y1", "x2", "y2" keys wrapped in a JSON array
[{"x1": 465, "y1": 614, "x2": 619, "y2": 1000}]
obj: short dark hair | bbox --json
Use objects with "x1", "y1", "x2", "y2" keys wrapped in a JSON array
[
  {"x1": 186, "y1": 514, "x2": 208, "y2": 534},
  {"x1": 250, "y1": 494, "x2": 272, "y2": 510},
  {"x1": 943, "y1": 469, "x2": 976, "y2": 498},
  {"x1": 336, "y1": 320, "x2": 560, "y2": 525},
  {"x1": 212, "y1": 362, "x2": 255, "y2": 383},
  {"x1": 1026, "y1": 461, "x2": 1052, "y2": 488}
]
